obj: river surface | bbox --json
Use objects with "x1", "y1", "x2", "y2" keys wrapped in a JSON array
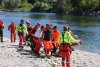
[{"x1": 0, "y1": 11, "x2": 100, "y2": 54}]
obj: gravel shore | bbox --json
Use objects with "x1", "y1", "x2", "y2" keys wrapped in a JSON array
[{"x1": 0, "y1": 38, "x2": 100, "y2": 67}]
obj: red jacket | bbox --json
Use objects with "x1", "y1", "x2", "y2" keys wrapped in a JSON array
[
  {"x1": 0, "y1": 19, "x2": 4, "y2": 28},
  {"x1": 8, "y1": 24, "x2": 16, "y2": 33},
  {"x1": 27, "y1": 26, "x2": 34, "y2": 35}
]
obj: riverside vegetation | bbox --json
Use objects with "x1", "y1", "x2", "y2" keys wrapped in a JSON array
[{"x1": 0, "y1": 0, "x2": 100, "y2": 14}]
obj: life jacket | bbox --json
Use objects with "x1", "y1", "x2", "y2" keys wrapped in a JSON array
[
  {"x1": 59, "y1": 31, "x2": 74, "y2": 52},
  {"x1": 15, "y1": 24, "x2": 28, "y2": 34},
  {"x1": 0, "y1": 20, "x2": 4, "y2": 28},
  {"x1": 51, "y1": 30, "x2": 60, "y2": 41},
  {"x1": 59, "y1": 31, "x2": 77, "y2": 45}
]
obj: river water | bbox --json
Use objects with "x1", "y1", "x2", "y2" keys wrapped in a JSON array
[{"x1": 0, "y1": 11, "x2": 100, "y2": 54}]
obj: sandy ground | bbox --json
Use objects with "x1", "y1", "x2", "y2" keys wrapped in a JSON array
[{"x1": 0, "y1": 37, "x2": 100, "y2": 67}]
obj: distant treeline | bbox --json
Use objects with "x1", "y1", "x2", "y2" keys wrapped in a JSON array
[{"x1": 0, "y1": 0, "x2": 100, "y2": 14}]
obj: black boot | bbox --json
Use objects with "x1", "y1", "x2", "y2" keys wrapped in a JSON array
[{"x1": 1, "y1": 38, "x2": 3, "y2": 42}]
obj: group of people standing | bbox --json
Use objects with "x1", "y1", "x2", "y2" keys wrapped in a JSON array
[{"x1": 0, "y1": 19, "x2": 80, "y2": 67}]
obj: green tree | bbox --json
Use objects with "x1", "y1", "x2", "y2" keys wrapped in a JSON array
[
  {"x1": 18, "y1": 1, "x2": 33, "y2": 11},
  {"x1": 28, "y1": 0, "x2": 35, "y2": 4},
  {"x1": 4, "y1": 0, "x2": 20, "y2": 10},
  {"x1": 55, "y1": 0, "x2": 72, "y2": 13},
  {"x1": 32, "y1": 0, "x2": 52, "y2": 12},
  {"x1": 79, "y1": 0, "x2": 100, "y2": 12}
]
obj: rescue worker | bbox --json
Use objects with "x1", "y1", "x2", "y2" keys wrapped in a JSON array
[
  {"x1": 15, "y1": 19, "x2": 28, "y2": 48},
  {"x1": 51, "y1": 26, "x2": 60, "y2": 56},
  {"x1": 0, "y1": 19, "x2": 4, "y2": 42},
  {"x1": 59, "y1": 26, "x2": 80, "y2": 67},
  {"x1": 66, "y1": 26, "x2": 73, "y2": 36},
  {"x1": 25, "y1": 20, "x2": 34, "y2": 45},
  {"x1": 41, "y1": 25, "x2": 53, "y2": 58},
  {"x1": 29, "y1": 25, "x2": 39, "y2": 52},
  {"x1": 8, "y1": 21, "x2": 16, "y2": 43},
  {"x1": 33, "y1": 25, "x2": 45, "y2": 56}
]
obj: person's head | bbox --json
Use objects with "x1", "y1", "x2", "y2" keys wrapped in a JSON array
[
  {"x1": 37, "y1": 22, "x2": 40, "y2": 27},
  {"x1": 66, "y1": 26, "x2": 70, "y2": 31},
  {"x1": 50, "y1": 24, "x2": 53, "y2": 30},
  {"x1": 11, "y1": 21, "x2": 14, "y2": 25},
  {"x1": 26, "y1": 20, "x2": 30, "y2": 26},
  {"x1": 63, "y1": 26, "x2": 67, "y2": 31},
  {"x1": 53, "y1": 26, "x2": 57, "y2": 31},
  {"x1": 46, "y1": 23, "x2": 50, "y2": 29},
  {"x1": 41, "y1": 25, "x2": 45, "y2": 31},
  {"x1": 34, "y1": 25, "x2": 38, "y2": 30},
  {"x1": 48, "y1": 25, "x2": 52, "y2": 31},
  {"x1": 20, "y1": 19, "x2": 24, "y2": 26}
]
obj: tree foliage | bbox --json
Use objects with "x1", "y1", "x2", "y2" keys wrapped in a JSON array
[
  {"x1": 0, "y1": 0, "x2": 100, "y2": 14},
  {"x1": 4, "y1": 0, "x2": 20, "y2": 10},
  {"x1": 54, "y1": 0, "x2": 72, "y2": 13},
  {"x1": 32, "y1": 0, "x2": 52, "y2": 12}
]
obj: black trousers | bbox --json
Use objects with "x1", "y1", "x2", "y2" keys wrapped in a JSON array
[{"x1": 0, "y1": 29, "x2": 3, "y2": 42}]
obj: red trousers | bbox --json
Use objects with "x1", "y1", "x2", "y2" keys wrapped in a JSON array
[
  {"x1": 59, "y1": 43, "x2": 72, "y2": 67},
  {"x1": 43, "y1": 40, "x2": 52, "y2": 57},
  {"x1": 33, "y1": 37, "x2": 41, "y2": 53},
  {"x1": 18, "y1": 32, "x2": 24, "y2": 47},
  {"x1": 61, "y1": 52, "x2": 70, "y2": 67},
  {"x1": 10, "y1": 32, "x2": 16, "y2": 42}
]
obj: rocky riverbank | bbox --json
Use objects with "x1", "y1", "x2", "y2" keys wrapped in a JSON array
[{"x1": 0, "y1": 37, "x2": 100, "y2": 67}]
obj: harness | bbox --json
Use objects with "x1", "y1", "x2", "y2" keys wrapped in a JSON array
[{"x1": 59, "y1": 31, "x2": 74, "y2": 52}]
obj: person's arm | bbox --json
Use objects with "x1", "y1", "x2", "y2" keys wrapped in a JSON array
[
  {"x1": 15, "y1": 25, "x2": 18, "y2": 34},
  {"x1": 23, "y1": 25, "x2": 28, "y2": 35},
  {"x1": 1, "y1": 20, "x2": 4, "y2": 28},
  {"x1": 41, "y1": 31, "x2": 45, "y2": 40},
  {"x1": 59, "y1": 32, "x2": 62, "y2": 44},
  {"x1": 2, "y1": 22, "x2": 4, "y2": 28},
  {"x1": 15, "y1": 24, "x2": 16, "y2": 30},
  {"x1": 8, "y1": 25, "x2": 11, "y2": 31},
  {"x1": 67, "y1": 32, "x2": 80, "y2": 45}
]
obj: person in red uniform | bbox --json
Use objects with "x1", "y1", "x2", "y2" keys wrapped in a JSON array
[
  {"x1": 30, "y1": 25, "x2": 39, "y2": 52},
  {"x1": 25, "y1": 20, "x2": 34, "y2": 45},
  {"x1": 0, "y1": 19, "x2": 4, "y2": 42},
  {"x1": 8, "y1": 21, "x2": 16, "y2": 43},
  {"x1": 59, "y1": 26, "x2": 79, "y2": 67}
]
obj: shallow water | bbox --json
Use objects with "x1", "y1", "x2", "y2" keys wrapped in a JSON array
[{"x1": 0, "y1": 11, "x2": 100, "y2": 54}]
